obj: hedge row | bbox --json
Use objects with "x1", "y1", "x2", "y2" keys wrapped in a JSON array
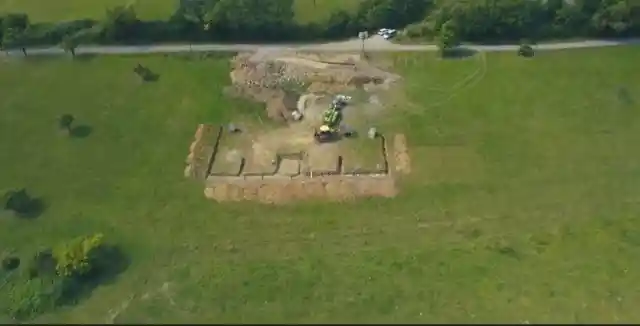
[{"x1": 0, "y1": 0, "x2": 638, "y2": 52}]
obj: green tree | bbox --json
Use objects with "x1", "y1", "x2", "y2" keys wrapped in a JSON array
[
  {"x1": 2, "y1": 28, "x2": 29, "y2": 56},
  {"x1": 58, "y1": 114, "x2": 75, "y2": 132},
  {"x1": 356, "y1": 0, "x2": 432, "y2": 30},
  {"x1": 60, "y1": 35, "x2": 80, "y2": 57},
  {"x1": 1, "y1": 13, "x2": 29, "y2": 31},
  {"x1": 209, "y1": 0, "x2": 295, "y2": 40},
  {"x1": 5, "y1": 276, "x2": 64, "y2": 321},
  {"x1": 53, "y1": 233, "x2": 105, "y2": 278},
  {"x1": 591, "y1": 0, "x2": 636, "y2": 36},
  {"x1": 437, "y1": 20, "x2": 458, "y2": 56},
  {"x1": 102, "y1": 5, "x2": 139, "y2": 42},
  {"x1": 517, "y1": 43, "x2": 534, "y2": 57}
]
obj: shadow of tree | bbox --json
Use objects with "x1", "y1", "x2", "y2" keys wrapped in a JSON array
[
  {"x1": 70, "y1": 125, "x2": 92, "y2": 138},
  {"x1": 58, "y1": 245, "x2": 130, "y2": 306},
  {"x1": 142, "y1": 71, "x2": 160, "y2": 82},
  {"x1": 17, "y1": 197, "x2": 46, "y2": 219},
  {"x1": 133, "y1": 64, "x2": 160, "y2": 83},
  {"x1": 442, "y1": 47, "x2": 479, "y2": 60},
  {"x1": 2, "y1": 189, "x2": 47, "y2": 219},
  {"x1": 618, "y1": 87, "x2": 634, "y2": 107},
  {"x1": 73, "y1": 54, "x2": 97, "y2": 62}
]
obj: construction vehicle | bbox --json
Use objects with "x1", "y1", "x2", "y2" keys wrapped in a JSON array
[
  {"x1": 314, "y1": 95, "x2": 352, "y2": 143},
  {"x1": 323, "y1": 107, "x2": 341, "y2": 128},
  {"x1": 332, "y1": 95, "x2": 351, "y2": 110},
  {"x1": 315, "y1": 108, "x2": 341, "y2": 143},
  {"x1": 314, "y1": 124, "x2": 339, "y2": 143}
]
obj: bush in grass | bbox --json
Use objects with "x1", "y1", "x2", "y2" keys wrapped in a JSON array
[
  {"x1": 518, "y1": 43, "x2": 535, "y2": 57},
  {"x1": 5, "y1": 276, "x2": 65, "y2": 321},
  {"x1": 1, "y1": 255, "x2": 20, "y2": 271},
  {"x1": 53, "y1": 233, "x2": 106, "y2": 278}
]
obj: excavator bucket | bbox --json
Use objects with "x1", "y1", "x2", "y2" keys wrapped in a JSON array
[{"x1": 314, "y1": 125, "x2": 339, "y2": 143}]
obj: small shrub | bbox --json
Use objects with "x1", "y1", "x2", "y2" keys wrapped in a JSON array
[
  {"x1": 5, "y1": 276, "x2": 64, "y2": 321},
  {"x1": 27, "y1": 249, "x2": 57, "y2": 279},
  {"x1": 133, "y1": 64, "x2": 158, "y2": 82},
  {"x1": 53, "y1": 233, "x2": 105, "y2": 278},
  {"x1": 518, "y1": 44, "x2": 535, "y2": 58},
  {"x1": 58, "y1": 114, "x2": 75, "y2": 131}
]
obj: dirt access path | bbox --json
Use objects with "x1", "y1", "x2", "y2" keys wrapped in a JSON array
[{"x1": 6, "y1": 35, "x2": 640, "y2": 57}]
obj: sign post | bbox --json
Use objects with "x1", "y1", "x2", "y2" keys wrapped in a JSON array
[{"x1": 358, "y1": 31, "x2": 368, "y2": 56}]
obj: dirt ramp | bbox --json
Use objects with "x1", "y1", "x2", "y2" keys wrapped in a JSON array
[
  {"x1": 394, "y1": 134, "x2": 411, "y2": 175},
  {"x1": 184, "y1": 124, "x2": 219, "y2": 180}
]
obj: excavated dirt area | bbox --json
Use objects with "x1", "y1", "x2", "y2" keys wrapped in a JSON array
[
  {"x1": 186, "y1": 50, "x2": 410, "y2": 204},
  {"x1": 224, "y1": 50, "x2": 400, "y2": 123}
]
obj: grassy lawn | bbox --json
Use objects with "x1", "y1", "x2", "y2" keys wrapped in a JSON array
[
  {"x1": 0, "y1": 0, "x2": 360, "y2": 23},
  {"x1": 1, "y1": 47, "x2": 640, "y2": 323},
  {"x1": 0, "y1": 0, "x2": 175, "y2": 21}
]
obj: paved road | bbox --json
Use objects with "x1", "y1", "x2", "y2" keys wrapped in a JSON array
[{"x1": 2, "y1": 35, "x2": 639, "y2": 57}]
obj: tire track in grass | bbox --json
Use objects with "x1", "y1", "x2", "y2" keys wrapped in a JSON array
[{"x1": 384, "y1": 51, "x2": 488, "y2": 128}]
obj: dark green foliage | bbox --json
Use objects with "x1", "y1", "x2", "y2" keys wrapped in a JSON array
[
  {"x1": 0, "y1": 0, "x2": 639, "y2": 54},
  {"x1": 5, "y1": 276, "x2": 65, "y2": 321},
  {"x1": 1, "y1": 13, "x2": 29, "y2": 31},
  {"x1": 354, "y1": 0, "x2": 433, "y2": 30},
  {"x1": 58, "y1": 114, "x2": 75, "y2": 131},
  {"x1": 1, "y1": 255, "x2": 20, "y2": 271},
  {"x1": 1, "y1": 27, "x2": 29, "y2": 55},
  {"x1": 422, "y1": 0, "x2": 640, "y2": 42},
  {"x1": 518, "y1": 44, "x2": 535, "y2": 57},
  {"x1": 2, "y1": 236, "x2": 128, "y2": 321},
  {"x1": 133, "y1": 64, "x2": 159, "y2": 82},
  {"x1": 436, "y1": 19, "x2": 460, "y2": 58},
  {"x1": 101, "y1": 5, "x2": 140, "y2": 42},
  {"x1": 27, "y1": 250, "x2": 57, "y2": 279}
]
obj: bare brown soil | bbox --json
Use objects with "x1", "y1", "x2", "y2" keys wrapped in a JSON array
[
  {"x1": 225, "y1": 50, "x2": 400, "y2": 123},
  {"x1": 204, "y1": 175, "x2": 396, "y2": 204},
  {"x1": 393, "y1": 134, "x2": 411, "y2": 175},
  {"x1": 187, "y1": 50, "x2": 410, "y2": 203},
  {"x1": 184, "y1": 124, "x2": 219, "y2": 180}
]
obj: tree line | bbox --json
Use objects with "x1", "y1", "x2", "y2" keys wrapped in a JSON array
[
  {"x1": 408, "y1": 0, "x2": 640, "y2": 44},
  {"x1": 0, "y1": 0, "x2": 638, "y2": 54}
]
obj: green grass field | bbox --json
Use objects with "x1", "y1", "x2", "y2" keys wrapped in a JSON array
[
  {"x1": 1, "y1": 47, "x2": 640, "y2": 323},
  {"x1": 0, "y1": 0, "x2": 360, "y2": 22},
  {"x1": 0, "y1": 0, "x2": 175, "y2": 21}
]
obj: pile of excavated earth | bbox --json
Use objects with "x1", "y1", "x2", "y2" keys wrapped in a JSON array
[
  {"x1": 224, "y1": 50, "x2": 400, "y2": 122},
  {"x1": 185, "y1": 49, "x2": 410, "y2": 204}
]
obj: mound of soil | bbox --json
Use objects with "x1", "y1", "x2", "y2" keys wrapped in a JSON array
[
  {"x1": 393, "y1": 134, "x2": 411, "y2": 174},
  {"x1": 266, "y1": 90, "x2": 299, "y2": 122},
  {"x1": 204, "y1": 175, "x2": 397, "y2": 204},
  {"x1": 184, "y1": 124, "x2": 220, "y2": 180},
  {"x1": 226, "y1": 51, "x2": 400, "y2": 122}
]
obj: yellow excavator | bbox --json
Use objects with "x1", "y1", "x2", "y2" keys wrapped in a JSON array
[
  {"x1": 314, "y1": 96, "x2": 351, "y2": 143},
  {"x1": 314, "y1": 107, "x2": 341, "y2": 143}
]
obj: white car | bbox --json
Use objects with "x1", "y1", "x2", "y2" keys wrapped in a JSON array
[
  {"x1": 382, "y1": 29, "x2": 397, "y2": 40},
  {"x1": 377, "y1": 28, "x2": 388, "y2": 36}
]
